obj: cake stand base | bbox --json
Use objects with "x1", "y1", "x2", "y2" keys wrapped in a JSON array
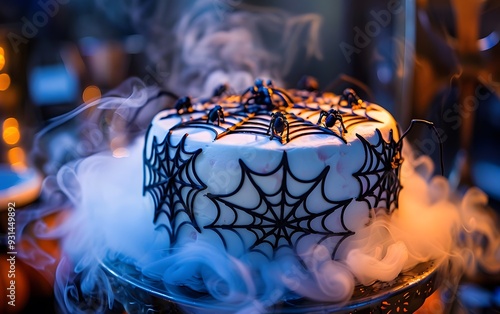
[{"x1": 100, "y1": 258, "x2": 447, "y2": 313}]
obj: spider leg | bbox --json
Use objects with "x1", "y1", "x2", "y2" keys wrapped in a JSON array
[
  {"x1": 337, "y1": 96, "x2": 343, "y2": 106},
  {"x1": 340, "y1": 119, "x2": 348, "y2": 134},
  {"x1": 348, "y1": 95, "x2": 357, "y2": 108},
  {"x1": 240, "y1": 87, "x2": 251, "y2": 104},
  {"x1": 284, "y1": 120, "x2": 290, "y2": 142},
  {"x1": 400, "y1": 119, "x2": 444, "y2": 176},
  {"x1": 273, "y1": 88, "x2": 294, "y2": 107},
  {"x1": 317, "y1": 111, "x2": 325, "y2": 124},
  {"x1": 243, "y1": 96, "x2": 256, "y2": 112},
  {"x1": 267, "y1": 118, "x2": 274, "y2": 135},
  {"x1": 269, "y1": 131, "x2": 275, "y2": 141}
]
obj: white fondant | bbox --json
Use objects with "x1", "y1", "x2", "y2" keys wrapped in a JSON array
[{"x1": 144, "y1": 92, "x2": 400, "y2": 258}]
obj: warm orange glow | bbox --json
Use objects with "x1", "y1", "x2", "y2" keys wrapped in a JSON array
[
  {"x1": 3, "y1": 117, "x2": 18, "y2": 130},
  {"x1": 0, "y1": 46, "x2": 4, "y2": 71},
  {"x1": 8, "y1": 147, "x2": 27, "y2": 170},
  {"x1": 8, "y1": 146, "x2": 24, "y2": 162},
  {"x1": 3, "y1": 126, "x2": 20, "y2": 145},
  {"x1": 0, "y1": 73, "x2": 11, "y2": 91},
  {"x1": 110, "y1": 136, "x2": 129, "y2": 158},
  {"x1": 0, "y1": 87, "x2": 20, "y2": 110},
  {"x1": 82, "y1": 85, "x2": 101, "y2": 103},
  {"x1": 0, "y1": 255, "x2": 30, "y2": 311},
  {"x1": 112, "y1": 147, "x2": 129, "y2": 158}
]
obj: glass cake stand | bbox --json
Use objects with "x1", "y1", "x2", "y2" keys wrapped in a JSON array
[{"x1": 100, "y1": 258, "x2": 448, "y2": 314}]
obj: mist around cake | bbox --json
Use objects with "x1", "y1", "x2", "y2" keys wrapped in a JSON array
[{"x1": 17, "y1": 78, "x2": 500, "y2": 313}]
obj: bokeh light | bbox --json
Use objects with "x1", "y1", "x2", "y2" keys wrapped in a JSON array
[
  {"x1": 82, "y1": 85, "x2": 101, "y2": 103},
  {"x1": 2, "y1": 117, "x2": 20, "y2": 145},
  {"x1": 0, "y1": 73, "x2": 11, "y2": 91},
  {"x1": 0, "y1": 54, "x2": 5, "y2": 71},
  {"x1": 8, "y1": 147, "x2": 27, "y2": 170},
  {"x1": 3, "y1": 117, "x2": 19, "y2": 130},
  {"x1": 2, "y1": 126, "x2": 20, "y2": 145},
  {"x1": 112, "y1": 147, "x2": 129, "y2": 158},
  {"x1": 111, "y1": 136, "x2": 129, "y2": 158},
  {"x1": 0, "y1": 46, "x2": 4, "y2": 72}
]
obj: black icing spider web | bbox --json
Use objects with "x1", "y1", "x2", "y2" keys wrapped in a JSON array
[
  {"x1": 353, "y1": 129, "x2": 402, "y2": 214},
  {"x1": 143, "y1": 129, "x2": 206, "y2": 244},
  {"x1": 206, "y1": 151, "x2": 354, "y2": 260}
]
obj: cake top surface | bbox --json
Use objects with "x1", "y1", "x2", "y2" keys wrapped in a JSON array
[{"x1": 150, "y1": 79, "x2": 400, "y2": 149}]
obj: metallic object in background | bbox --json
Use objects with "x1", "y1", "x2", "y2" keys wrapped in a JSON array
[
  {"x1": 414, "y1": 1, "x2": 500, "y2": 196},
  {"x1": 413, "y1": 1, "x2": 500, "y2": 312},
  {"x1": 450, "y1": 0, "x2": 485, "y2": 190}
]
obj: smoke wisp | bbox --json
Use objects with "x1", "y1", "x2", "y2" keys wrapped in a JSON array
[{"x1": 18, "y1": 80, "x2": 500, "y2": 313}]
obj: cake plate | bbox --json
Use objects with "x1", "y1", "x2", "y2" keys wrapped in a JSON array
[{"x1": 100, "y1": 258, "x2": 448, "y2": 313}]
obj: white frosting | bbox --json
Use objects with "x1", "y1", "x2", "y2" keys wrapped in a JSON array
[{"x1": 144, "y1": 92, "x2": 400, "y2": 260}]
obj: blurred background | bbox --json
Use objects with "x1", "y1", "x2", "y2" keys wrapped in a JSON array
[{"x1": 0, "y1": 0, "x2": 499, "y2": 313}]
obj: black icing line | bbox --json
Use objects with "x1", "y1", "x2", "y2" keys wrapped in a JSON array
[
  {"x1": 353, "y1": 129, "x2": 402, "y2": 214},
  {"x1": 205, "y1": 151, "x2": 354, "y2": 260},
  {"x1": 143, "y1": 132, "x2": 206, "y2": 244}
]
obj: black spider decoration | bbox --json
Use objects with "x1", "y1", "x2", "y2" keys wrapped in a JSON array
[
  {"x1": 166, "y1": 81, "x2": 383, "y2": 146},
  {"x1": 212, "y1": 83, "x2": 230, "y2": 98},
  {"x1": 317, "y1": 109, "x2": 347, "y2": 135},
  {"x1": 241, "y1": 78, "x2": 293, "y2": 111},
  {"x1": 207, "y1": 105, "x2": 225, "y2": 126},
  {"x1": 297, "y1": 75, "x2": 319, "y2": 92},
  {"x1": 267, "y1": 111, "x2": 290, "y2": 143},
  {"x1": 174, "y1": 96, "x2": 193, "y2": 115},
  {"x1": 338, "y1": 88, "x2": 363, "y2": 110}
]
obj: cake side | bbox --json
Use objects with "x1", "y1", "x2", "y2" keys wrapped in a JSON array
[{"x1": 143, "y1": 83, "x2": 403, "y2": 261}]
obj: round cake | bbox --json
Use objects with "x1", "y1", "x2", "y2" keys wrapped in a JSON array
[
  {"x1": 143, "y1": 79, "x2": 403, "y2": 265},
  {"x1": 20, "y1": 73, "x2": 499, "y2": 313},
  {"x1": 23, "y1": 77, "x2": 483, "y2": 314}
]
